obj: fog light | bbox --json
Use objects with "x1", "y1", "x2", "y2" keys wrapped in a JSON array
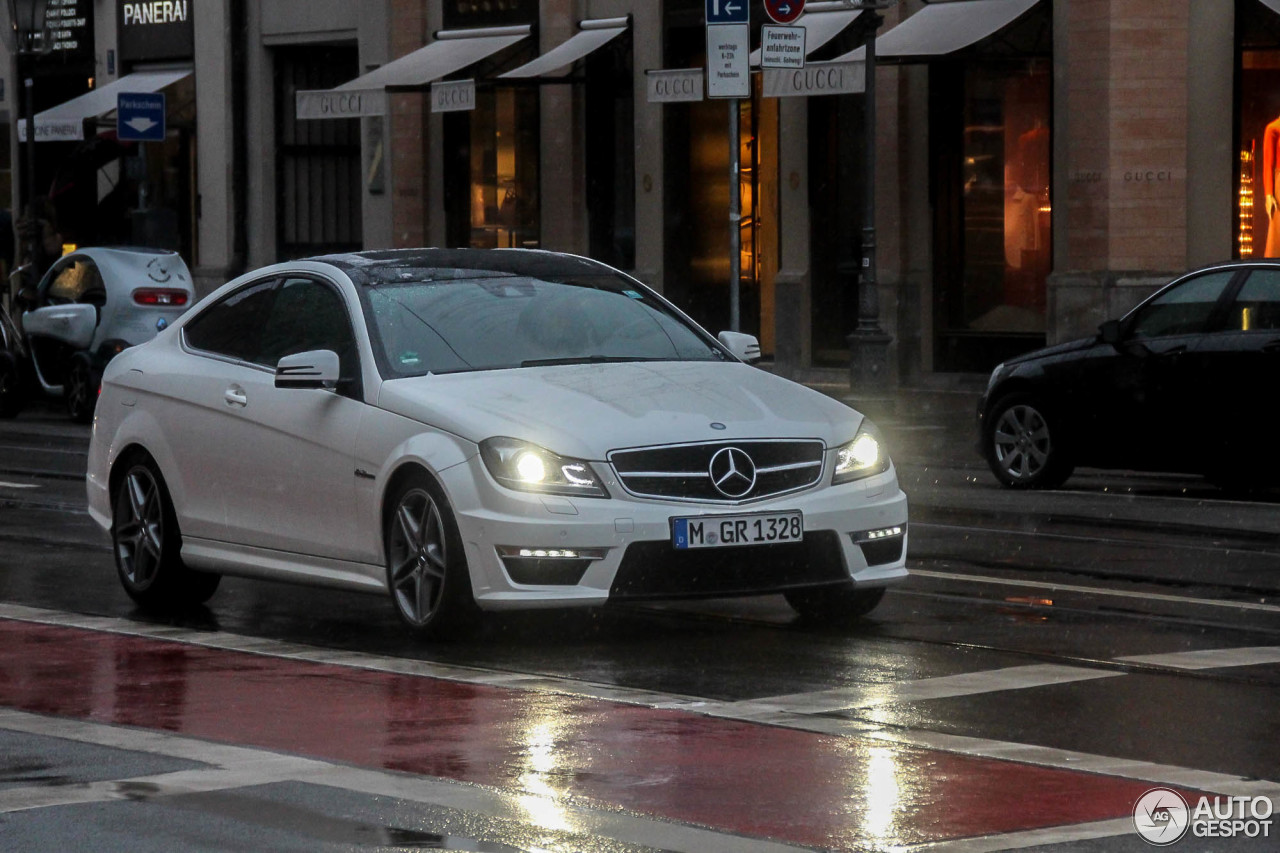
[{"x1": 853, "y1": 525, "x2": 904, "y2": 543}]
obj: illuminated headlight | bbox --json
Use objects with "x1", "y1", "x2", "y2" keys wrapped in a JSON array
[
  {"x1": 480, "y1": 437, "x2": 609, "y2": 498},
  {"x1": 833, "y1": 421, "x2": 891, "y2": 484}
]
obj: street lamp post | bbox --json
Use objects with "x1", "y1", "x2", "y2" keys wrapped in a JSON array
[
  {"x1": 6, "y1": 0, "x2": 49, "y2": 274},
  {"x1": 845, "y1": 0, "x2": 895, "y2": 411}
]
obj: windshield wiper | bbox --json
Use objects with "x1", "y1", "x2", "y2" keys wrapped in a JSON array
[{"x1": 519, "y1": 355, "x2": 667, "y2": 368}]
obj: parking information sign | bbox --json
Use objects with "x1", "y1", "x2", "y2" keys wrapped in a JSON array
[
  {"x1": 117, "y1": 92, "x2": 166, "y2": 142},
  {"x1": 706, "y1": 0, "x2": 750, "y2": 98}
]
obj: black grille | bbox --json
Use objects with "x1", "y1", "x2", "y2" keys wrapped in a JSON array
[
  {"x1": 609, "y1": 532, "x2": 848, "y2": 600},
  {"x1": 501, "y1": 557, "x2": 593, "y2": 586},
  {"x1": 859, "y1": 537, "x2": 904, "y2": 567},
  {"x1": 609, "y1": 440, "x2": 825, "y2": 503}
]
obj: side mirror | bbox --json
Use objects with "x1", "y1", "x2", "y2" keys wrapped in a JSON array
[
  {"x1": 717, "y1": 331, "x2": 762, "y2": 364},
  {"x1": 1098, "y1": 319, "x2": 1123, "y2": 346},
  {"x1": 275, "y1": 350, "x2": 340, "y2": 390}
]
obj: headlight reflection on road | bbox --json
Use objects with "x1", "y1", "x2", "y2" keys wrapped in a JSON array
[
  {"x1": 515, "y1": 717, "x2": 576, "y2": 834},
  {"x1": 861, "y1": 746, "x2": 904, "y2": 842}
]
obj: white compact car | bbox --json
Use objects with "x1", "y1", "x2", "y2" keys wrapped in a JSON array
[
  {"x1": 20, "y1": 247, "x2": 194, "y2": 422},
  {"x1": 86, "y1": 249, "x2": 908, "y2": 637}
]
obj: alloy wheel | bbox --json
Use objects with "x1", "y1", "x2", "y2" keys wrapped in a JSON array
[
  {"x1": 115, "y1": 466, "x2": 165, "y2": 589},
  {"x1": 388, "y1": 487, "x2": 449, "y2": 625},
  {"x1": 992, "y1": 404, "x2": 1052, "y2": 481}
]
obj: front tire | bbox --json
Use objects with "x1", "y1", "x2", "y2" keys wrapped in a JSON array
[
  {"x1": 384, "y1": 473, "x2": 479, "y2": 638},
  {"x1": 112, "y1": 453, "x2": 220, "y2": 609},
  {"x1": 984, "y1": 394, "x2": 1074, "y2": 489},
  {"x1": 786, "y1": 585, "x2": 885, "y2": 624},
  {"x1": 66, "y1": 359, "x2": 99, "y2": 424}
]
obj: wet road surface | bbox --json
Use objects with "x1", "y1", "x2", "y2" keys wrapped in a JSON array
[{"x1": 1, "y1": 404, "x2": 1279, "y2": 851}]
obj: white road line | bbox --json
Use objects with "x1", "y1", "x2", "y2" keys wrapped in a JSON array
[
  {"x1": 0, "y1": 481, "x2": 39, "y2": 489},
  {"x1": 895, "y1": 817, "x2": 1135, "y2": 852},
  {"x1": 716, "y1": 664, "x2": 1121, "y2": 715},
  {"x1": 2, "y1": 603, "x2": 1277, "y2": 802},
  {"x1": 910, "y1": 568, "x2": 1280, "y2": 614},
  {"x1": 1116, "y1": 646, "x2": 1280, "y2": 669},
  {"x1": 913, "y1": 520, "x2": 1280, "y2": 557},
  {"x1": 0, "y1": 710, "x2": 809, "y2": 853}
]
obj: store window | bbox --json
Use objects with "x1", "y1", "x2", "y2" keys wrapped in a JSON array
[
  {"x1": 1236, "y1": 0, "x2": 1280, "y2": 259},
  {"x1": 444, "y1": 87, "x2": 540, "y2": 250},
  {"x1": 274, "y1": 46, "x2": 363, "y2": 259},
  {"x1": 585, "y1": 30, "x2": 636, "y2": 270},
  {"x1": 931, "y1": 58, "x2": 1051, "y2": 372}
]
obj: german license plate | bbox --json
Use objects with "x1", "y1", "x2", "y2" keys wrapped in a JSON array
[{"x1": 671, "y1": 511, "x2": 803, "y2": 550}]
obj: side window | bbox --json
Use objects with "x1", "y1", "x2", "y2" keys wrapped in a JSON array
[
  {"x1": 1128, "y1": 272, "x2": 1234, "y2": 339},
  {"x1": 255, "y1": 278, "x2": 357, "y2": 377},
  {"x1": 183, "y1": 279, "x2": 278, "y2": 361},
  {"x1": 1230, "y1": 270, "x2": 1280, "y2": 332},
  {"x1": 44, "y1": 258, "x2": 104, "y2": 305}
]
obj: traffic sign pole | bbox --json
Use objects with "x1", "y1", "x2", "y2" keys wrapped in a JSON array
[{"x1": 706, "y1": 0, "x2": 749, "y2": 332}]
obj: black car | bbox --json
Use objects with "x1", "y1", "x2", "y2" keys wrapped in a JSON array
[{"x1": 978, "y1": 261, "x2": 1280, "y2": 489}]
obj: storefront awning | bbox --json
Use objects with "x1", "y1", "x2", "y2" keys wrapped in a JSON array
[
  {"x1": 501, "y1": 17, "x2": 629, "y2": 78},
  {"x1": 835, "y1": 0, "x2": 1040, "y2": 62},
  {"x1": 22, "y1": 69, "x2": 191, "y2": 143},
  {"x1": 749, "y1": 7, "x2": 863, "y2": 67},
  {"x1": 297, "y1": 24, "x2": 531, "y2": 119}
]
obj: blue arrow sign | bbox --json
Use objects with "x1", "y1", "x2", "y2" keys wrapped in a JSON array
[
  {"x1": 706, "y1": 0, "x2": 749, "y2": 25},
  {"x1": 118, "y1": 92, "x2": 166, "y2": 142}
]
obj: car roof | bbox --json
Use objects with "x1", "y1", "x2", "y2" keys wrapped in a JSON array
[{"x1": 306, "y1": 248, "x2": 615, "y2": 285}]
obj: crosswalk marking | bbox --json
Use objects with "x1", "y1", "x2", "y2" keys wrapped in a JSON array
[{"x1": 1116, "y1": 645, "x2": 1280, "y2": 669}]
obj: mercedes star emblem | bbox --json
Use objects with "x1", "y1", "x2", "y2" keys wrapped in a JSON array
[{"x1": 709, "y1": 446, "x2": 757, "y2": 499}]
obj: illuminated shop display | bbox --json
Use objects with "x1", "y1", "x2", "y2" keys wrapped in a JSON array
[{"x1": 1240, "y1": 145, "x2": 1256, "y2": 259}]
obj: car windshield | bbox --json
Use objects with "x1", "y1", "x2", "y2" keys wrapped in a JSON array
[{"x1": 358, "y1": 269, "x2": 727, "y2": 377}]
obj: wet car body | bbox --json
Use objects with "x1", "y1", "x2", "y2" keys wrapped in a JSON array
[
  {"x1": 19, "y1": 247, "x2": 194, "y2": 422},
  {"x1": 978, "y1": 260, "x2": 1280, "y2": 488},
  {"x1": 85, "y1": 249, "x2": 908, "y2": 637}
]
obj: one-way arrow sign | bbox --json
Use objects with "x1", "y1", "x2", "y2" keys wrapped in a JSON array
[
  {"x1": 765, "y1": 0, "x2": 805, "y2": 25},
  {"x1": 118, "y1": 92, "x2": 166, "y2": 142},
  {"x1": 706, "y1": 0, "x2": 749, "y2": 24}
]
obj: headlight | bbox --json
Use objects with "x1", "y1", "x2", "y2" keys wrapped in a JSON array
[
  {"x1": 833, "y1": 421, "x2": 891, "y2": 484},
  {"x1": 479, "y1": 437, "x2": 609, "y2": 498}
]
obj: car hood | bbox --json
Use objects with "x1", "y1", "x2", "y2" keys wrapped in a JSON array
[
  {"x1": 377, "y1": 361, "x2": 863, "y2": 459},
  {"x1": 1004, "y1": 335, "x2": 1097, "y2": 366}
]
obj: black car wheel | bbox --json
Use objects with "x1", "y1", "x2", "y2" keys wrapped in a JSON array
[
  {"x1": 984, "y1": 394, "x2": 1074, "y2": 489},
  {"x1": 66, "y1": 359, "x2": 98, "y2": 424},
  {"x1": 113, "y1": 452, "x2": 221, "y2": 608},
  {"x1": 0, "y1": 353, "x2": 22, "y2": 419},
  {"x1": 384, "y1": 473, "x2": 479, "y2": 638},
  {"x1": 785, "y1": 585, "x2": 885, "y2": 624}
]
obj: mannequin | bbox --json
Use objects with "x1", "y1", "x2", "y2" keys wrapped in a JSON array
[{"x1": 1264, "y1": 116, "x2": 1280, "y2": 257}]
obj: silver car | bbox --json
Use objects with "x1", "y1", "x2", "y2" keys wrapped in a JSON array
[{"x1": 18, "y1": 247, "x2": 195, "y2": 422}]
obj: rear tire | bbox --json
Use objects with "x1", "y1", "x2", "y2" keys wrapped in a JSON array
[
  {"x1": 112, "y1": 452, "x2": 220, "y2": 609},
  {"x1": 983, "y1": 393, "x2": 1074, "y2": 489},
  {"x1": 785, "y1": 585, "x2": 885, "y2": 624},
  {"x1": 66, "y1": 359, "x2": 98, "y2": 424},
  {"x1": 384, "y1": 473, "x2": 480, "y2": 639}
]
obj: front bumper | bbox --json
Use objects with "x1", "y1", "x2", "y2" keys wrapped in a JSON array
[{"x1": 440, "y1": 454, "x2": 909, "y2": 611}]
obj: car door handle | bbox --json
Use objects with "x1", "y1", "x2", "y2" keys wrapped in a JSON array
[{"x1": 224, "y1": 386, "x2": 248, "y2": 407}]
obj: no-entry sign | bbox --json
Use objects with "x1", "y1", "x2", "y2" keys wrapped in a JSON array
[{"x1": 764, "y1": 0, "x2": 805, "y2": 25}]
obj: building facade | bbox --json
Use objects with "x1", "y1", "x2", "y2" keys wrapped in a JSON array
[{"x1": 2, "y1": 0, "x2": 1268, "y2": 386}]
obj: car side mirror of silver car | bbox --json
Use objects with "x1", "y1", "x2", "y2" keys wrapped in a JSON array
[
  {"x1": 1098, "y1": 319, "x2": 1123, "y2": 346},
  {"x1": 717, "y1": 331, "x2": 762, "y2": 364},
  {"x1": 275, "y1": 350, "x2": 341, "y2": 390}
]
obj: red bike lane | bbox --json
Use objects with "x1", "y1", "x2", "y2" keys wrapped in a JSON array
[{"x1": 0, "y1": 617, "x2": 1171, "y2": 850}]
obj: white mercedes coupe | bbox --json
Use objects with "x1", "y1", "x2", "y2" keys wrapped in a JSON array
[{"x1": 86, "y1": 250, "x2": 908, "y2": 637}]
